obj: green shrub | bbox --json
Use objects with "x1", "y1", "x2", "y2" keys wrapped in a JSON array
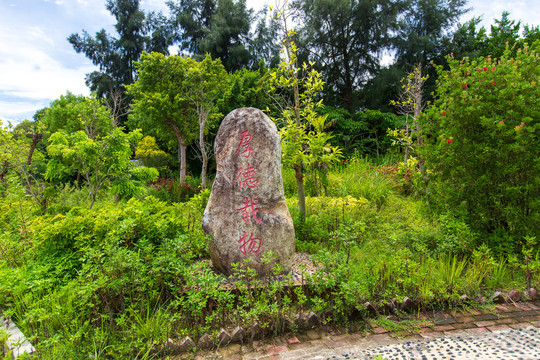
[
  {"x1": 420, "y1": 43, "x2": 540, "y2": 248},
  {"x1": 288, "y1": 195, "x2": 369, "y2": 244},
  {"x1": 330, "y1": 156, "x2": 395, "y2": 210}
]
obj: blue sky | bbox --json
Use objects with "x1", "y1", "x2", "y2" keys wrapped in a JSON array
[{"x1": 0, "y1": 0, "x2": 538, "y2": 125}]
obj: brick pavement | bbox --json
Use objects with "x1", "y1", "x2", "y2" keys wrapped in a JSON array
[{"x1": 188, "y1": 300, "x2": 540, "y2": 359}]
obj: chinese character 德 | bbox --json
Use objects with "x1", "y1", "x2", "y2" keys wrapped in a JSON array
[
  {"x1": 236, "y1": 165, "x2": 259, "y2": 189},
  {"x1": 235, "y1": 130, "x2": 254, "y2": 158},
  {"x1": 236, "y1": 196, "x2": 261, "y2": 224},
  {"x1": 238, "y1": 231, "x2": 262, "y2": 255}
]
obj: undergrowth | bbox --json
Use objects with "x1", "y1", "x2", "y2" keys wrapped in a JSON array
[{"x1": 0, "y1": 157, "x2": 537, "y2": 359}]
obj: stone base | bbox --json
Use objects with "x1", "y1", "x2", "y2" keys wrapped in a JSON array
[{"x1": 195, "y1": 252, "x2": 319, "y2": 290}]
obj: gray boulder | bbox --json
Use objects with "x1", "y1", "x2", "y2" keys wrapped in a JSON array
[{"x1": 202, "y1": 108, "x2": 295, "y2": 276}]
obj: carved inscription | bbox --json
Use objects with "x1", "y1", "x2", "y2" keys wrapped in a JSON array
[
  {"x1": 235, "y1": 130, "x2": 262, "y2": 254},
  {"x1": 238, "y1": 231, "x2": 262, "y2": 256}
]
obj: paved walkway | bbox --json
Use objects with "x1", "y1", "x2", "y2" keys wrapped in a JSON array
[{"x1": 192, "y1": 301, "x2": 540, "y2": 360}]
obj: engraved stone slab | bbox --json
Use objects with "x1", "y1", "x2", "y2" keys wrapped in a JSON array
[{"x1": 202, "y1": 108, "x2": 295, "y2": 276}]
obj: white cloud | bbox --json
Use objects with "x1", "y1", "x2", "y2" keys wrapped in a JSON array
[
  {"x1": 0, "y1": 24, "x2": 92, "y2": 100},
  {"x1": 463, "y1": 0, "x2": 539, "y2": 28},
  {"x1": 0, "y1": 20, "x2": 93, "y2": 121}
]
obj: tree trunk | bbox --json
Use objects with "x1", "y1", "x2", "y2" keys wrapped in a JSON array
[
  {"x1": 89, "y1": 192, "x2": 96, "y2": 209},
  {"x1": 294, "y1": 164, "x2": 306, "y2": 221},
  {"x1": 167, "y1": 119, "x2": 187, "y2": 183},
  {"x1": 404, "y1": 115, "x2": 410, "y2": 163},
  {"x1": 27, "y1": 134, "x2": 42, "y2": 166},
  {"x1": 200, "y1": 117, "x2": 208, "y2": 188},
  {"x1": 179, "y1": 138, "x2": 187, "y2": 184},
  {"x1": 0, "y1": 160, "x2": 8, "y2": 196}
]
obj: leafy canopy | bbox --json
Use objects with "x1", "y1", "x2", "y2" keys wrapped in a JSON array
[
  {"x1": 46, "y1": 128, "x2": 157, "y2": 208},
  {"x1": 419, "y1": 43, "x2": 540, "y2": 249}
]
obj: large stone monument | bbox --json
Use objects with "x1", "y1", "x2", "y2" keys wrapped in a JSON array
[{"x1": 202, "y1": 108, "x2": 295, "y2": 276}]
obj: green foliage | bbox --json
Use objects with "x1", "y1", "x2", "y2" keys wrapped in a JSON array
[
  {"x1": 325, "y1": 108, "x2": 403, "y2": 158},
  {"x1": 446, "y1": 12, "x2": 540, "y2": 63},
  {"x1": 41, "y1": 92, "x2": 113, "y2": 139},
  {"x1": 222, "y1": 67, "x2": 268, "y2": 113},
  {"x1": 198, "y1": 0, "x2": 252, "y2": 71},
  {"x1": 288, "y1": 195, "x2": 369, "y2": 245},
  {"x1": 330, "y1": 156, "x2": 396, "y2": 211},
  {"x1": 167, "y1": 0, "x2": 216, "y2": 55},
  {"x1": 134, "y1": 135, "x2": 171, "y2": 175},
  {"x1": 0, "y1": 327, "x2": 13, "y2": 359},
  {"x1": 0, "y1": 195, "x2": 208, "y2": 358},
  {"x1": 419, "y1": 43, "x2": 540, "y2": 247},
  {"x1": 68, "y1": 0, "x2": 173, "y2": 98},
  {"x1": 46, "y1": 128, "x2": 156, "y2": 208},
  {"x1": 182, "y1": 53, "x2": 228, "y2": 188},
  {"x1": 389, "y1": 156, "x2": 426, "y2": 196},
  {"x1": 266, "y1": 5, "x2": 342, "y2": 215},
  {"x1": 0, "y1": 120, "x2": 50, "y2": 211},
  {"x1": 296, "y1": 0, "x2": 407, "y2": 111},
  {"x1": 147, "y1": 177, "x2": 207, "y2": 204},
  {"x1": 127, "y1": 52, "x2": 228, "y2": 184},
  {"x1": 1, "y1": 154, "x2": 537, "y2": 357}
]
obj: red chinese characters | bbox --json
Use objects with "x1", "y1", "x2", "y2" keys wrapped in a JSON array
[
  {"x1": 238, "y1": 231, "x2": 262, "y2": 255},
  {"x1": 236, "y1": 196, "x2": 261, "y2": 224},
  {"x1": 236, "y1": 165, "x2": 259, "y2": 189},
  {"x1": 235, "y1": 129, "x2": 263, "y2": 255},
  {"x1": 235, "y1": 130, "x2": 254, "y2": 158}
]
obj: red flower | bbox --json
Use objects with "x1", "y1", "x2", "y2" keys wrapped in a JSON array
[
  {"x1": 499, "y1": 121, "x2": 504, "y2": 125},
  {"x1": 448, "y1": 139, "x2": 453, "y2": 143},
  {"x1": 462, "y1": 84, "x2": 467, "y2": 89},
  {"x1": 442, "y1": 111, "x2": 446, "y2": 115},
  {"x1": 492, "y1": 67, "x2": 496, "y2": 71},
  {"x1": 492, "y1": 81, "x2": 496, "y2": 85},
  {"x1": 483, "y1": 67, "x2": 487, "y2": 71}
]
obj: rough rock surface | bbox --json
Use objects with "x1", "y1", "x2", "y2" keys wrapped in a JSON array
[{"x1": 202, "y1": 108, "x2": 295, "y2": 276}]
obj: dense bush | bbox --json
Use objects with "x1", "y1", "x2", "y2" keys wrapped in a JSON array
[
  {"x1": 324, "y1": 107, "x2": 404, "y2": 158},
  {"x1": 419, "y1": 43, "x2": 540, "y2": 250},
  {"x1": 1, "y1": 157, "x2": 538, "y2": 358},
  {"x1": 0, "y1": 193, "x2": 209, "y2": 358}
]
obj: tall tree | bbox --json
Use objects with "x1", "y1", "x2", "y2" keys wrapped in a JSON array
[
  {"x1": 167, "y1": 0, "x2": 217, "y2": 54},
  {"x1": 295, "y1": 0, "x2": 407, "y2": 112},
  {"x1": 267, "y1": 0, "x2": 341, "y2": 219},
  {"x1": 389, "y1": 64, "x2": 428, "y2": 164},
  {"x1": 395, "y1": 0, "x2": 468, "y2": 67},
  {"x1": 248, "y1": 7, "x2": 281, "y2": 69},
  {"x1": 68, "y1": 0, "x2": 174, "y2": 126},
  {"x1": 168, "y1": 0, "x2": 278, "y2": 71},
  {"x1": 362, "y1": 0, "x2": 468, "y2": 110},
  {"x1": 0, "y1": 121, "x2": 49, "y2": 211},
  {"x1": 127, "y1": 52, "x2": 198, "y2": 183},
  {"x1": 182, "y1": 54, "x2": 228, "y2": 188},
  {"x1": 198, "y1": 0, "x2": 252, "y2": 71}
]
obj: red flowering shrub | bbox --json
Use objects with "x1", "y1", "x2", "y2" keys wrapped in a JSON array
[{"x1": 419, "y1": 44, "x2": 539, "y2": 250}]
